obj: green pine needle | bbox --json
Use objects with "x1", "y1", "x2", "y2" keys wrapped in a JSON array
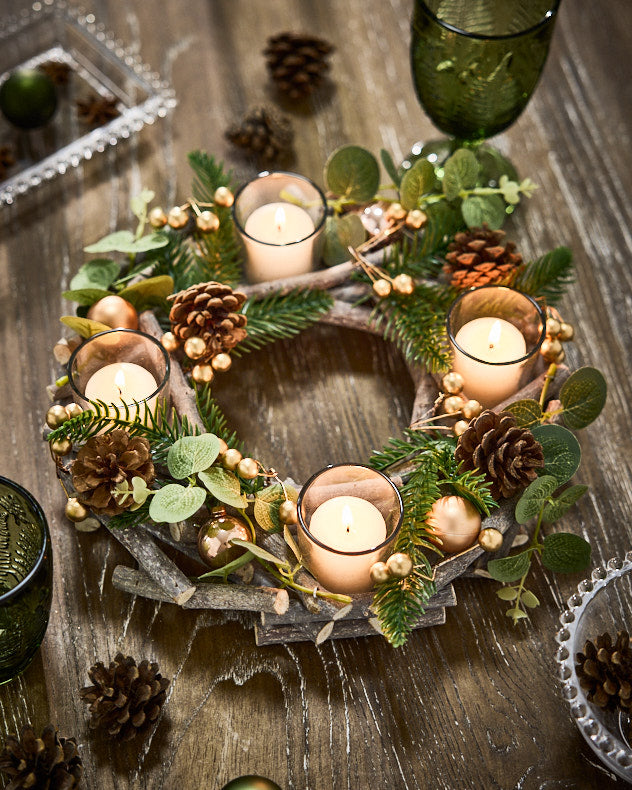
[
  {"x1": 512, "y1": 246, "x2": 574, "y2": 306},
  {"x1": 194, "y1": 383, "x2": 243, "y2": 452}
]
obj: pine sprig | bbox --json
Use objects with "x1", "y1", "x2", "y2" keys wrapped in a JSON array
[
  {"x1": 512, "y1": 246, "x2": 574, "y2": 306},
  {"x1": 236, "y1": 288, "x2": 334, "y2": 356},
  {"x1": 369, "y1": 428, "x2": 453, "y2": 472},
  {"x1": 151, "y1": 230, "x2": 208, "y2": 292},
  {"x1": 194, "y1": 383, "x2": 243, "y2": 452}
]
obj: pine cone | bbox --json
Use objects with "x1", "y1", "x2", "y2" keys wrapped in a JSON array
[
  {"x1": 225, "y1": 105, "x2": 293, "y2": 164},
  {"x1": 0, "y1": 724, "x2": 82, "y2": 789},
  {"x1": 455, "y1": 410, "x2": 544, "y2": 500},
  {"x1": 76, "y1": 94, "x2": 119, "y2": 127},
  {"x1": 264, "y1": 32, "x2": 334, "y2": 99},
  {"x1": 80, "y1": 653, "x2": 170, "y2": 742},
  {"x1": 168, "y1": 281, "x2": 247, "y2": 360},
  {"x1": 576, "y1": 630, "x2": 632, "y2": 711},
  {"x1": 71, "y1": 429, "x2": 154, "y2": 516},
  {"x1": 443, "y1": 224, "x2": 523, "y2": 289}
]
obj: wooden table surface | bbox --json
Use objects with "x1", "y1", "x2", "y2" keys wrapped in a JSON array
[{"x1": 1, "y1": 1, "x2": 631, "y2": 788}]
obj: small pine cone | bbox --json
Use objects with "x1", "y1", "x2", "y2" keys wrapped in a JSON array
[
  {"x1": 443, "y1": 224, "x2": 523, "y2": 289},
  {"x1": 264, "y1": 32, "x2": 334, "y2": 99},
  {"x1": 71, "y1": 429, "x2": 155, "y2": 516},
  {"x1": 168, "y1": 281, "x2": 247, "y2": 360},
  {"x1": 576, "y1": 630, "x2": 632, "y2": 711},
  {"x1": 455, "y1": 410, "x2": 544, "y2": 500},
  {"x1": 225, "y1": 105, "x2": 293, "y2": 164},
  {"x1": 0, "y1": 724, "x2": 83, "y2": 789},
  {"x1": 80, "y1": 653, "x2": 170, "y2": 742}
]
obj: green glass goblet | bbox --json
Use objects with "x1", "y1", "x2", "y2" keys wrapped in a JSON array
[{"x1": 0, "y1": 476, "x2": 53, "y2": 685}]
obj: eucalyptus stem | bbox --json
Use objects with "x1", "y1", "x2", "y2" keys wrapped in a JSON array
[
  {"x1": 539, "y1": 363, "x2": 558, "y2": 410},
  {"x1": 261, "y1": 560, "x2": 352, "y2": 604}
]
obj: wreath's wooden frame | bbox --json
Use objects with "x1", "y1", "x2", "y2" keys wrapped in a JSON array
[{"x1": 53, "y1": 256, "x2": 570, "y2": 645}]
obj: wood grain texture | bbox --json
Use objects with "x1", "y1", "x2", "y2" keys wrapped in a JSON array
[{"x1": 0, "y1": 0, "x2": 631, "y2": 788}]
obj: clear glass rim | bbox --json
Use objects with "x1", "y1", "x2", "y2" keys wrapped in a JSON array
[
  {"x1": 232, "y1": 170, "x2": 328, "y2": 247},
  {"x1": 67, "y1": 328, "x2": 171, "y2": 404},
  {"x1": 414, "y1": 0, "x2": 561, "y2": 42},
  {"x1": 296, "y1": 463, "x2": 403, "y2": 556},
  {"x1": 0, "y1": 476, "x2": 50, "y2": 605},
  {"x1": 446, "y1": 284, "x2": 547, "y2": 367}
]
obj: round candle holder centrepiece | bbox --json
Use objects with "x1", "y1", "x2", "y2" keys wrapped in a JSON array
[{"x1": 297, "y1": 464, "x2": 403, "y2": 594}]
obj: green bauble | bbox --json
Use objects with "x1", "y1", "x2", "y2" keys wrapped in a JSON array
[
  {"x1": 0, "y1": 69, "x2": 58, "y2": 129},
  {"x1": 220, "y1": 776, "x2": 282, "y2": 790}
]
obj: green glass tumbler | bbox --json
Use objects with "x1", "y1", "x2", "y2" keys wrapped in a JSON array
[
  {"x1": 0, "y1": 477, "x2": 53, "y2": 684},
  {"x1": 411, "y1": 0, "x2": 561, "y2": 143}
]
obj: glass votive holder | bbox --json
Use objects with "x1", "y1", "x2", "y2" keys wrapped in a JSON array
[
  {"x1": 232, "y1": 171, "x2": 327, "y2": 283},
  {"x1": 297, "y1": 464, "x2": 403, "y2": 594},
  {"x1": 68, "y1": 328, "x2": 170, "y2": 420},
  {"x1": 446, "y1": 285, "x2": 546, "y2": 408},
  {"x1": 0, "y1": 476, "x2": 53, "y2": 685}
]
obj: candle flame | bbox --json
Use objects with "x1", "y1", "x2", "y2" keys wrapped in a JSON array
[
  {"x1": 274, "y1": 205, "x2": 286, "y2": 232},
  {"x1": 342, "y1": 504, "x2": 354, "y2": 533},
  {"x1": 114, "y1": 368, "x2": 126, "y2": 395},
  {"x1": 488, "y1": 319, "x2": 502, "y2": 349}
]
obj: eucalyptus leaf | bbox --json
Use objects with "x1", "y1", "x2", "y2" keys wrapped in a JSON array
[
  {"x1": 503, "y1": 399, "x2": 543, "y2": 428},
  {"x1": 198, "y1": 467, "x2": 247, "y2": 509},
  {"x1": 322, "y1": 214, "x2": 366, "y2": 266},
  {"x1": 560, "y1": 367, "x2": 607, "y2": 429},
  {"x1": 532, "y1": 424, "x2": 581, "y2": 485},
  {"x1": 230, "y1": 538, "x2": 289, "y2": 568},
  {"x1": 400, "y1": 158, "x2": 435, "y2": 210},
  {"x1": 496, "y1": 587, "x2": 518, "y2": 601},
  {"x1": 128, "y1": 232, "x2": 169, "y2": 253},
  {"x1": 324, "y1": 145, "x2": 380, "y2": 202},
  {"x1": 69, "y1": 259, "x2": 120, "y2": 291},
  {"x1": 521, "y1": 589, "x2": 540, "y2": 608},
  {"x1": 488, "y1": 551, "x2": 531, "y2": 583},
  {"x1": 542, "y1": 484, "x2": 588, "y2": 522},
  {"x1": 196, "y1": 550, "x2": 255, "y2": 580},
  {"x1": 461, "y1": 194, "x2": 506, "y2": 229},
  {"x1": 254, "y1": 484, "x2": 298, "y2": 533},
  {"x1": 167, "y1": 434, "x2": 221, "y2": 479},
  {"x1": 118, "y1": 275, "x2": 174, "y2": 310},
  {"x1": 130, "y1": 189, "x2": 155, "y2": 220},
  {"x1": 507, "y1": 607, "x2": 529, "y2": 621},
  {"x1": 541, "y1": 532, "x2": 591, "y2": 573},
  {"x1": 476, "y1": 146, "x2": 518, "y2": 186},
  {"x1": 380, "y1": 148, "x2": 401, "y2": 188},
  {"x1": 148, "y1": 483, "x2": 206, "y2": 523},
  {"x1": 442, "y1": 148, "x2": 480, "y2": 200},
  {"x1": 62, "y1": 288, "x2": 113, "y2": 306},
  {"x1": 60, "y1": 315, "x2": 111, "y2": 338},
  {"x1": 84, "y1": 230, "x2": 135, "y2": 253},
  {"x1": 515, "y1": 475, "x2": 559, "y2": 524}
]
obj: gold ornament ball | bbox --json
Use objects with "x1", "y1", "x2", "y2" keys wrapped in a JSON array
[
  {"x1": 392, "y1": 273, "x2": 414, "y2": 295},
  {"x1": 237, "y1": 457, "x2": 258, "y2": 480},
  {"x1": 168, "y1": 205, "x2": 189, "y2": 229},
  {"x1": 426, "y1": 495, "x2": 482, "y2": 554},
  {"x1": 197, "y1": 507, "x2": 251, "y2": 568},
  {"x1": 541, "y1": 337, "x2": 563, "y2": 362},
  {"x1": 214, "y1": 186, "x2": 234, "y2": 207},
  {"x1": 46, "y1": 404, "x2": 69, "y2": 428},
  {"x1": 372, "y1": 278, "x2": 392, "y2": 298},
  {"x1": 196, "y1": 210, "x2": 220, "y2": 233},
  {"x1": 148, "y1": 207, "x2": 168, "y2": 228},
  {"x1": 218, "y1": 438, "x2": 229, "y2": 455},
  {"x1": 546, "y1": 317, "x2": 561, "y2": 337},
  {"x1": 478, "y1": 528, "x2": 503, "y2": 552},
  {"x1": 462, "y1": 399, "x2": 482, "y2": 420},
  {"x1": 386, "y1": 552, "x2": 414, "y2": 579},
  {"x1": 370, "y1": 561, "x2": 391, "y2": 584},
  {"x1": 65, "y1": 497, "x2": 89, "y2": 523},
  {"x1": 87, "y1": 294, "x2": 139, "y2": 330},
  {"x1": 191, "y1": 364, "x2": 214, "y2": 384},
  {"x1": 444, "y1": 395, "x2": 465, "y2": 415},
  {"x1": 161, "y1": 331, "x2": 179, "y2": 353},
  {"x1": 405, "y1": 209, "x2": 426, "y2": 230},
  {"x1": 559, "y1": 322, "x2": 574, "y2": 342},
  {"x1": 278, "y1": 500, "x2": 298, "y2": 525},
  {"x1": 385, "y1": 202, "x2": 407, "y2": 221},
  {"x1": 211, "y1": 353, "x2": 232, "y2": 373},
  {"x1": 65, "y1": 402, "x2": 83, "y2": 420},
  {"x1": 222, "y1": 448, "x2": 243, "y2": 471},
  {"x1": 51, "y1": 437, "x2": 72, "y2": 456},
  {"x1": 453, "y1": 419, "x2": 469, "y2": 437},
  {"x1": 441, "y1": 371, "x2": 464, "y2": 395},
  {"x1": 184, "y1": 336, "x2": 207, "y2": 360}
]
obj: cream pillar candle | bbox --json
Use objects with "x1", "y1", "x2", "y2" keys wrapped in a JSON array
[{"x1": 84, "y1": 362, "x2": 158, "y2": 420}]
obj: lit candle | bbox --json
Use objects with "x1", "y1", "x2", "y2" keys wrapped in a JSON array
[
  {"x1": 84, "y1": 362, "x2": 158, "y2": 420},
  {"x1": 452, "y1": 317, "x2": 527, "y2": 407},
  {"x1": 307, "y1": 495, "x2": 388, "y2": 593}
]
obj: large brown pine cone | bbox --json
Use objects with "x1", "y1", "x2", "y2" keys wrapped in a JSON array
[
  {"x1": 80, "y1": 653, "x2": 170, "y2": 742},
  {"x1": 225, "y1": 105, "x2": 293, "y2": 164},
  {"x1": 443, "y1": 224, "x2": 523, "y2": 289},
  {"x1": 455, "y1": 410, "x2": 544, "y2": 500},
  {"x1": 0, "y1": 725, "x2": 82, "y2": 789},
  {"x1": 264, "y1": 32, "x2": 334, "y2": 99},
  {"x1": 168, "y1": 281, "x2": 247, "y2": 361},
  {"x1": 71, "y1": 429, "x2": 154, "y2": 516},
  {"x1": 576, "y1": 630, "x2": 632, "y2": 711}
]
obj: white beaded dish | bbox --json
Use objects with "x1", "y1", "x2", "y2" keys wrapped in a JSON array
[{"x1": 555, "y1": 554, "x2": 632, "y2": 783}]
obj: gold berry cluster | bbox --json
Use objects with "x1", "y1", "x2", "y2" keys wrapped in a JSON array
[
  {"x1": 370, "y1": 552, "x2": 414, "y2": 583},
  {"x1": 46, "y1": 403, "x2": 84, "y2": 456},
  {"x1": 161, "y1": 329, "x2": 234, "y2": 386},
  {"x1": 438, "y1": 372, "x2": 483, "y2": 437},
  {"x1": 349, "y1": 245, "x2": 416, "y2": 299},
  {"x1": 384, "y1": 202, "x2": 427, "y2": 232},
  {"x1": 540, "y1": 310, "x2": 574, "y2": 364},
  {"x1": 148, "y1": 186, "x2": 234, "y2": 233}
]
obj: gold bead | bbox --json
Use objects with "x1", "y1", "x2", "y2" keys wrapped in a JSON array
[
  {"x1": 392, "y1": 273, "x2": 414, "y2": 295},
  {"x1": 478, "y1": 528, "x2": 503, "y2": 552},
  {"x1": 558, "y1": 322, "x2": 574, "y2": 342},
  {"x1": 65, "y1": 497, "x2": 89, "y2": 523},
  {"x1": 453, "y1": 419, "x2": 469, "y2": 437},
  {"x1": 211, "y1": 352, "x2": 232, "y2": 372},
  {"x1": 184, "y1": 336, "x2": 207, "y2": 360},
  {"x1": 214, "y1": 186, "x2": 234, "y2": 207},
  {"x1": 405, "y1": 209, "x2": 427, "y2": 230},
  {"x1": 222, "y1": 448, "x2": 243, "y2": 471},
  {"x1": 540, "y1": 337, "x2": 563, "y2": 362},
  {"x1": 546, "y1": 317, "x2": 561, "y2": 337},
  {"x1": 441, "y1": 371, "x2": 464, "y2": 395},
  {"x1": 372, "y1": 278, "x2": 391, "y2": 298},
  {"x1": 444, "y1": 395, "x2": 464, "y2": 415},
  {"x1": 462, "y1": 399, "x2": 482, "y2": 420},
  {"x1": 46, "y1": 404, "x2": 69, "y2": 428},
  {"x1": 385, "y1": 202, "x2": 407, "y2": 221},
  {"x1": 161, "y1": 331, "x2": 179, "y2": 353},
  {"x1": 168, "y1": 205, "x2": 189, "y2": 229},
  {"x1": 386, "y1": 552, "x2": 413, "y2": 579},
  {"x1": 237, "y1": 457, "x2": 258, "y2": 479},
  {"x1": 370, "y1": 561, "x2": 390, "y2": 584},
  {"x1": 217, "y1": 438, "x2": 229, "y2": 455},
  {"x1": 278, "y1": 500, "x2": 298, "y2": 525},
  {"x1": 191, "y1": 364, "x2": 214, "y2": 384},
  {"x1": 196, "y1": 210, "x2": 220, "y2": 233},
  {"x1": 65, "y1": 402, "x2": 83, "y2": 420},
  {"x1": 51, "y1": 437, "x2": 72, "y2": 456},
  {"x1": 149, "y1": 207, "x2": 168, "y2": 228}
]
